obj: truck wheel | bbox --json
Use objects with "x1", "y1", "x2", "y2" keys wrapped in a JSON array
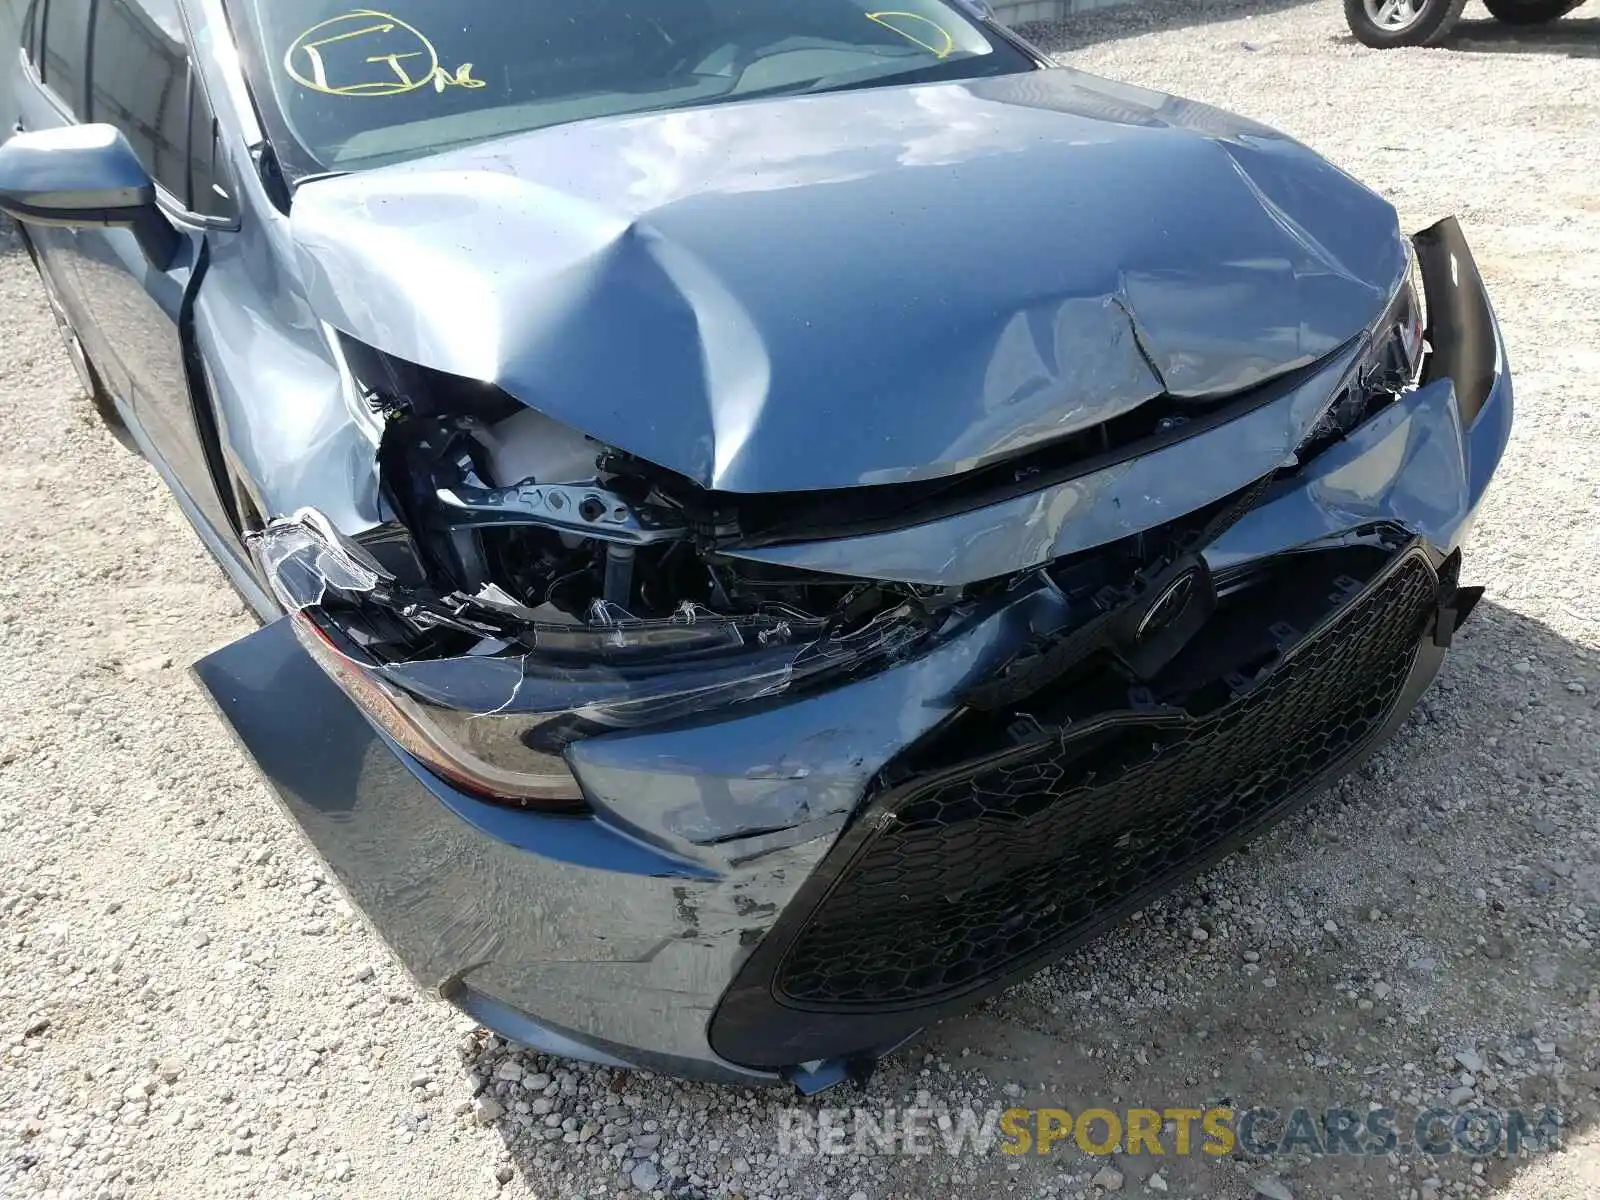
[
  {"x1": 1482, "y1": 0, "x2": 1583, "y2": 21},
  {"x1": 1344, "y1": 0, "x2": 1468, "y2": 45}
]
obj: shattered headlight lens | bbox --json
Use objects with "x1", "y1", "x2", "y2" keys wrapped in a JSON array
[
  {"x1": 1298, "y1": 252, "x2": 1426, "y2": 460},
  {"x1": 252, "y1": 512, "x2": 590, "y2": 810},
  {"x1": 252, "y1": 512, "x2": 922, "y2": 811},
  {"x1": 1395, "y1": 238, "x2": 1426, "y2": 379}
]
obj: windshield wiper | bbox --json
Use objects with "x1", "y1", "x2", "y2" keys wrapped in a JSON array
[
  {"x1": 652, "y1": 76, "x2": 832, "y2": 115},
  {"x1": 802, "y1": 53, "x2": 1021, "y2": 96},
  {"x1": 655, "y1": 47, "x2": 1023, "y2": 117}
]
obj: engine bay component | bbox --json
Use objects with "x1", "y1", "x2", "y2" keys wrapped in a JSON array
[{"x1": 434, "y1": 480, "x2": 688, "y2": 546}]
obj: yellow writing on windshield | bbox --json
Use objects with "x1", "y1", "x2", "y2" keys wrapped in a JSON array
[
  {"x1": 285, "y1": 10, "x2": 486, "y2": 97},
  {"x1": 865, "y1": 11, "x2": 955, "y2": 59}
]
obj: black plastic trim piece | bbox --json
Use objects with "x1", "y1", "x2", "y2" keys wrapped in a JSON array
[{"x1": 1415, "y1": 217, "x2": 1497, "y2": 429}]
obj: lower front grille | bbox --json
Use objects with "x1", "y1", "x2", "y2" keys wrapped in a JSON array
[{"x1": 773, "y1": 553, "x2": 1438, "y2": 1011}]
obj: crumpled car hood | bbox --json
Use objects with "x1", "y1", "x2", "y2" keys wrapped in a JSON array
[{"x1": 290, "y1": 66, "x2": 1409, "y2": 493}]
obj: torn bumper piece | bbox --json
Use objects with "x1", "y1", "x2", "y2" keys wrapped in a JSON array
[{"x1": 193, "y1": 220, "x2": 1511, "y2": 1084}]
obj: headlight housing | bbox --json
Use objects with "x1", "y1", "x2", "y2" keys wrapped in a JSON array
[
  {"x1": 1297, "y1": 249, "x2": 1427, "y2": 462},
  {"x1": 291, "y1": 611, "x2": 590, "y2": 809},
  {"x1": 252, "y1": 511, "x2": 923, "y2": 811},
  {"x1": 1394, "y1": 237, "x2": 1427, "y2": 378}
]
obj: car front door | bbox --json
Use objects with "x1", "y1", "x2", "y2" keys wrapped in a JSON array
[
  {"x1": 12, "y1": 0, "x2": 97, "y2": 358},
  {"x1": 64, "y1": 0, "x2": 240, "y2": 542},
  {"x1": 13, "y1": 0, "x2": 240, "y2": 544}
]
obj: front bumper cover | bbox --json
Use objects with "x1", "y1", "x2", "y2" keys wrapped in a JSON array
[{"x1": 194, "y1": 219, "x2": 1511, "y2": 1085}]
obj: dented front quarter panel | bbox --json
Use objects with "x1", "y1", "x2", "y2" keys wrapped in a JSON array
[
  {"x1": 187, "y1": 152, "x2": 385, "y2": 536},
  {"x1": 1210, "y1": 218, "x2": 1513, "y2": 571}
]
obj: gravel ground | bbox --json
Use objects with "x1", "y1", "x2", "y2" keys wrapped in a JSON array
[{"x1": 3, "y1": 3, "x2": 1600, "y2": 1198}]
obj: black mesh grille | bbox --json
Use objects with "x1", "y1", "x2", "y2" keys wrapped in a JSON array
[{"x1": 775, "y1": 557, "x2": 1437, "y2": 1010}]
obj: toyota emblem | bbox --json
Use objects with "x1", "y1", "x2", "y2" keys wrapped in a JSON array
[{"x1": 1136, "y1": 570, "x2": 1199, "y2": 642}]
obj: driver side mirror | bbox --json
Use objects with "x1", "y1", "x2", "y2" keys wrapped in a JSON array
[{"x1": 0, "y1": 124, "x2": 180, "y2": 269}]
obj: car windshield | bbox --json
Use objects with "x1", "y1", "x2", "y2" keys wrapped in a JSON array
[{"x1": 230, "y1": 0, "x2": 1034, "y2": 177}]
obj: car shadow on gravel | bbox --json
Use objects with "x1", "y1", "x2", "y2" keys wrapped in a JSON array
[
  {"x1": 1445, "y1": 16, "x2": 1600, "y2": 56},
  {"x1": 463, "y1": 596, "x2": 1598, "y2": 1198}
]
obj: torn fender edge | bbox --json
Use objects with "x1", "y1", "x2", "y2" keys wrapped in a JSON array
[{"x1": 1207, "y1": 217, "x2": 1512, "y2": 572}]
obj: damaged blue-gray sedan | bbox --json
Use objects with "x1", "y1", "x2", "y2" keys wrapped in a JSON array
[{"x1": 1, "y1": 0, "x2": 1511, "y2": 1088}]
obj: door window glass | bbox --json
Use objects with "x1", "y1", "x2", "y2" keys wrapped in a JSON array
[
  {"x1": 41, "y1": 0, "x2": 91, "y2": 115},
  {"x1": 89, "y1": 0, "x2": 190, "y2": 201}
]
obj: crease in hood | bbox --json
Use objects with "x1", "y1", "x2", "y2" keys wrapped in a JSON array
[{"x1": 289, "y1": 66, "x2": 1410, "y2": 494}]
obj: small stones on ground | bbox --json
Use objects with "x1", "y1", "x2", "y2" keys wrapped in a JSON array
[
  {"x1": 630, "y1": 1160, "x2": 662, "y2": 1192},
  {"x1": 1091, "y1": 1164, "x2": 1125, "y2": 1192},
  {"x1": 472, "y1": 1096, "x2": 504, "y2": 1125},
  {"x1": 1252, "y1": 1177, "x2": 1296, "y2": 1200},
  {"x1": 1148, "y1": 1169, "x2": 1169, "y2": 1193}
]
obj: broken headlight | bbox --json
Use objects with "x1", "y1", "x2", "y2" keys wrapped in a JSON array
[
  {"x1": 257, "y1": 341, "x2": 938, "y2": 809},
  {"x1": 1297, "y1": 251, "x2": 1426, "y2": 461},
  {"x1": 251, "y1": 511, "x2": 926, "y2": 811},
  {"x1": 292, "y1": 611, "x2": 590, "y2": 810}
]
